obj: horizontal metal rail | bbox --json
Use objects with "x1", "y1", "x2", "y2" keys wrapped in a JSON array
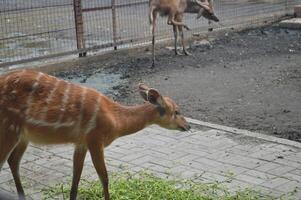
[
  {"x1": 82, "y1": 1, "x2": 148, "y2": 12},
  {"x1": 0, "y1": 3, "x2": 72, "y2": 13},
  {"x1": 0, "y1": 28, "x2": 74, "y2": 41}
]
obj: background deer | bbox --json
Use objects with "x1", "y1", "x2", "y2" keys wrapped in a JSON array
[
  {"x1": 149, "y1": 0, "x2": 219, "y2": 66},
  {"x1": 0, "y1": 69, "x2": 190, "y2": 200}
]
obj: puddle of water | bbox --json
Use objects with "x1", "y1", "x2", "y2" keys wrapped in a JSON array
[{"x1": 67, "y1": 72, "x2": 124, "y2": 97}]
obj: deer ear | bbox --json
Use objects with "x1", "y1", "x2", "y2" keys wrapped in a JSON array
[
  {"x1": 138, "y1": 84, "x2": 166, "y2": 108},
  {"x1": 147, "y1": 89, "x2": 166, "y2": 108},
  {"x1": 138, "y1": 83, "x2": 150, "y2": 101}
]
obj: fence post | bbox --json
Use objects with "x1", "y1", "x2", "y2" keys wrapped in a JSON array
[
  {"x1": 112, "y1": 0, "x2": 118, "y2": 50},
  {"x1": 73, "y1": 0, "x2": 86, "y2": 57}
]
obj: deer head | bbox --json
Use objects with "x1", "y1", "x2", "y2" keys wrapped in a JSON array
[
  {"x1": 139, "y1": 84, "x2": 191, "y2": 131},
  {"x1": 196, "y1": 0, "x2": 219, "y2": 22}
]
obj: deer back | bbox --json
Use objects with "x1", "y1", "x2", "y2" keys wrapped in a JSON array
[{"x1": 0, "y1": 70, "x2": 112, "y2": 144}]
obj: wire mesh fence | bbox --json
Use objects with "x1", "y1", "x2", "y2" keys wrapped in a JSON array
[{"x1": 0, "y1": 0, "x2": 299, "y2": 67}]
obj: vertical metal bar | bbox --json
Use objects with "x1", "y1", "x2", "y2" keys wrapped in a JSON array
[
  {"x1": 111, "y1": 0, "x2": 118, "y2": 50},
  {"x1": 73, "y1": 0, "x2": 86, "y2": 57},
  {"x1": 285, "y1": 0, "x2": 288, "y2": 15}
]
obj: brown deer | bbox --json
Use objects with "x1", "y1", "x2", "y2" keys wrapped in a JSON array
[
  {"x1": 0, "y1": 69, "x2": 191, "y2": 200},
  {"x1": 149, "y1": 0, "x2": 219, "y2": 66}
]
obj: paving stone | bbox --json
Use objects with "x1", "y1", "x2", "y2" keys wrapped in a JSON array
[
  {"x1": 255, "y1": 162, "x2": 284, "y2": 172},
  {"x1": 194, "y1": 157, "x2": 225, "y2": 168},
  {"x1": 283, "y1": 173, "x2": 301, "y2": 183},
  {"x1": 275, "y1": 180, "x2": 300, "y2": 193},
  {"x1": 148, "y1": 157, "x2": 175, "y2": 168},
  {"x1": 0, "y1": 124, "x2": 300, "y2": 199},
  {"x1": 0, "y1": 171, "x2": 13, "y2": 184},
  {"x1": 222, "y1": 155, "x2": 262, "y2": 169},
  {"x1": 248, "y1": 151, "x2": 277, "y2": 162},
  {"x1": 222, "y1": 179, "x2": 255, "y2": 194},
  {"x1": 180, "y1": 170, "x2": 206, "y2": 180},
  {"x1": 200, "y1": 172, "x2": 230, "y2": 183},
  {"x1": 268, "y1": 165, "x2": 296, "y2": 176},
  {"x1": 118, "y1": 152, "x2": 146, "y2": 162},
  {"x1": 260, "y1": 177, "x2": 291, "y2": 189},
  {"x1": 188, "y1": 160, "x2": 216, "y2": 171},
  {"x1": 273, "y1": 158, "x2": 301, "y2": 168},
  {"x1": 291, "y1": 168, "x2": 301, "y2": 176},
  {"x1": 234, "y1": 173, "x2": 266, "y2": 185},
  {"x1": 244, "y1": 169, "x2": 277, "y2": 180},
  {"x1": 209, "y1": 163, "x2": 249, "y2": 176},
  {"x1": 138, "y1": 162, "x2": 170, "y2": 174}
]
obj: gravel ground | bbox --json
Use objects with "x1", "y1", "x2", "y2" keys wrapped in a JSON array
[{"x1": 55, "y1": 24, "x2": 301, "y2": 142}]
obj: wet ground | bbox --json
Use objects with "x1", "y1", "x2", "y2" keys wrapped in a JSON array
[{"x1": 54, "y1": 24, "x2": 301, "y2": 142}]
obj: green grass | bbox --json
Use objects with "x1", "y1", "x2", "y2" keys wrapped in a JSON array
[{"x1": 41, "y1": 172, "x2": 292, "y2": 200}]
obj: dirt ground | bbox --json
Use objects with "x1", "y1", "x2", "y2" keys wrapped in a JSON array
[{"x1": 55, "y1": 24, "x2": 301, "y2": 142}]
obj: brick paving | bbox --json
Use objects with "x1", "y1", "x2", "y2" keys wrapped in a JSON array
[{"x1": 0, "y1": 121, "x2": 301, "y2": 199}]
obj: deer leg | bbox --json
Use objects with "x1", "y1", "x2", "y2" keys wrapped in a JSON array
[
  {"x1": 70, "y1": 145, "x2": 87, "y2": 200},
  {"x1": 167, "y1": 14, "x2": 190, "y2": 30},
  {"x1": 88, "y1": 143, "x2": 109, "y2": 200},
  {"x1": 151, "y1": 10, "x2": 157, "y2": 68},
  {"x1": 178, "y1": 25, "x2": 191, "y2": 56},
  {"x1": 0, "y1": 126, "x2": 20, "y2": 171},
  {"x1": 173, "y1": 25, "x2": 182, "y2": 56},
  {"x1": 7, "y1": 139, "x2": 28, "y2": 200}
]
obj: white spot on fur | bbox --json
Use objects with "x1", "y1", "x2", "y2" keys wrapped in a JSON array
[
  {"x1": 26, "y1": 117, "x2": 75, "y2": 128},
  {"x1": 54, "y1": 83, "x2": 71, "y2": 129},
  {"x1": 77, "y1": 87, "x2": 87, "y2": 132},
  {"x1": 8, "y1": 124, "x2": 15, "y2": 131},
  {"x1": 7, "y1": 107, "x2": 20, "y2": 113},
  {"x1": 25, "y1": 72, "x2": 43, "y2": 117},
  {"x1": 84, "y1": 96, "x2": 101, "y2": 134},
  {"x1": 39, "y1": 79, "x2": 60, "y2": 120},
  {"x1": 15, "y1": 126, "x2": 20, "y2": 133},
  {"x1": 13, "y1": 79, "x2": 20, "y2": 84}
]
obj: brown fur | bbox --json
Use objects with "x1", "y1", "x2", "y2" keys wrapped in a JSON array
[{"x1": 0, "y1": 69, "x2": 190, "y2": 200}]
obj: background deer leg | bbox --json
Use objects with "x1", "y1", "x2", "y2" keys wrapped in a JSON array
[
  {"x1": 70, "y1": 145, "x2": 87, "y2": 200},
  {"x1": 151, "y1": 10, "x2": 157, "y2": 67},
  {"x1": 89, "y1": 142, "x2": 109, "y2": 200},
  {"x1": 173, "y1": 25, "x2": 182, "y2": 55},
  {"x1": 7, "y1": 139, "x2": 28, "y2": 200},
  {"x1": 178, "y1": 25, "x2": 191, "y2": 56},
  {"x1": 168, "y1": 14, "x2": 190, "y2": 30}
]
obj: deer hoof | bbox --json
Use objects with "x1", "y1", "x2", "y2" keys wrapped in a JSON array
[
  {"x1": 184, "y1": 50, "x2": 191, "y2": 56},
  {"x1": 175, "y1": 50, "x2": 183, "y2": 56},
  {"x1": 185, "y1": 26, "x2": 190, "y2": 31},
  {"x1": 151, "y1": 62, "x2": 155, "y2": 68}
]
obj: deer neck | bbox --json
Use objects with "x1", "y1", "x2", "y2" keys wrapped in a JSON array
[{"x1": 113, "y1": 103, "x2": 159, "y2": 138}]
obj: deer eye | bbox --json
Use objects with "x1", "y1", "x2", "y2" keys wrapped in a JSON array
[{"x1": 175, "y1": 111, "x2": 180, "y2": 115}]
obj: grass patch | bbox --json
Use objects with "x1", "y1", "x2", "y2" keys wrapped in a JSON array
[{"x1": 41, "y1": 172, "x2": 288, "y2": 200}]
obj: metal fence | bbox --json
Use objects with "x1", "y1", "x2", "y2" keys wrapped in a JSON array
[{"x1": 0, "y1": 0, "x2": 299, "y2": 67}]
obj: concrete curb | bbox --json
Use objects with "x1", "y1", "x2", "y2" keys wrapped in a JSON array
[
  {"x1": 279, "y1": 18, "x2": 301, "y2": 29},
  {"x1": 186, "y1": 117, "x2": 301, "y2": 149}
]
